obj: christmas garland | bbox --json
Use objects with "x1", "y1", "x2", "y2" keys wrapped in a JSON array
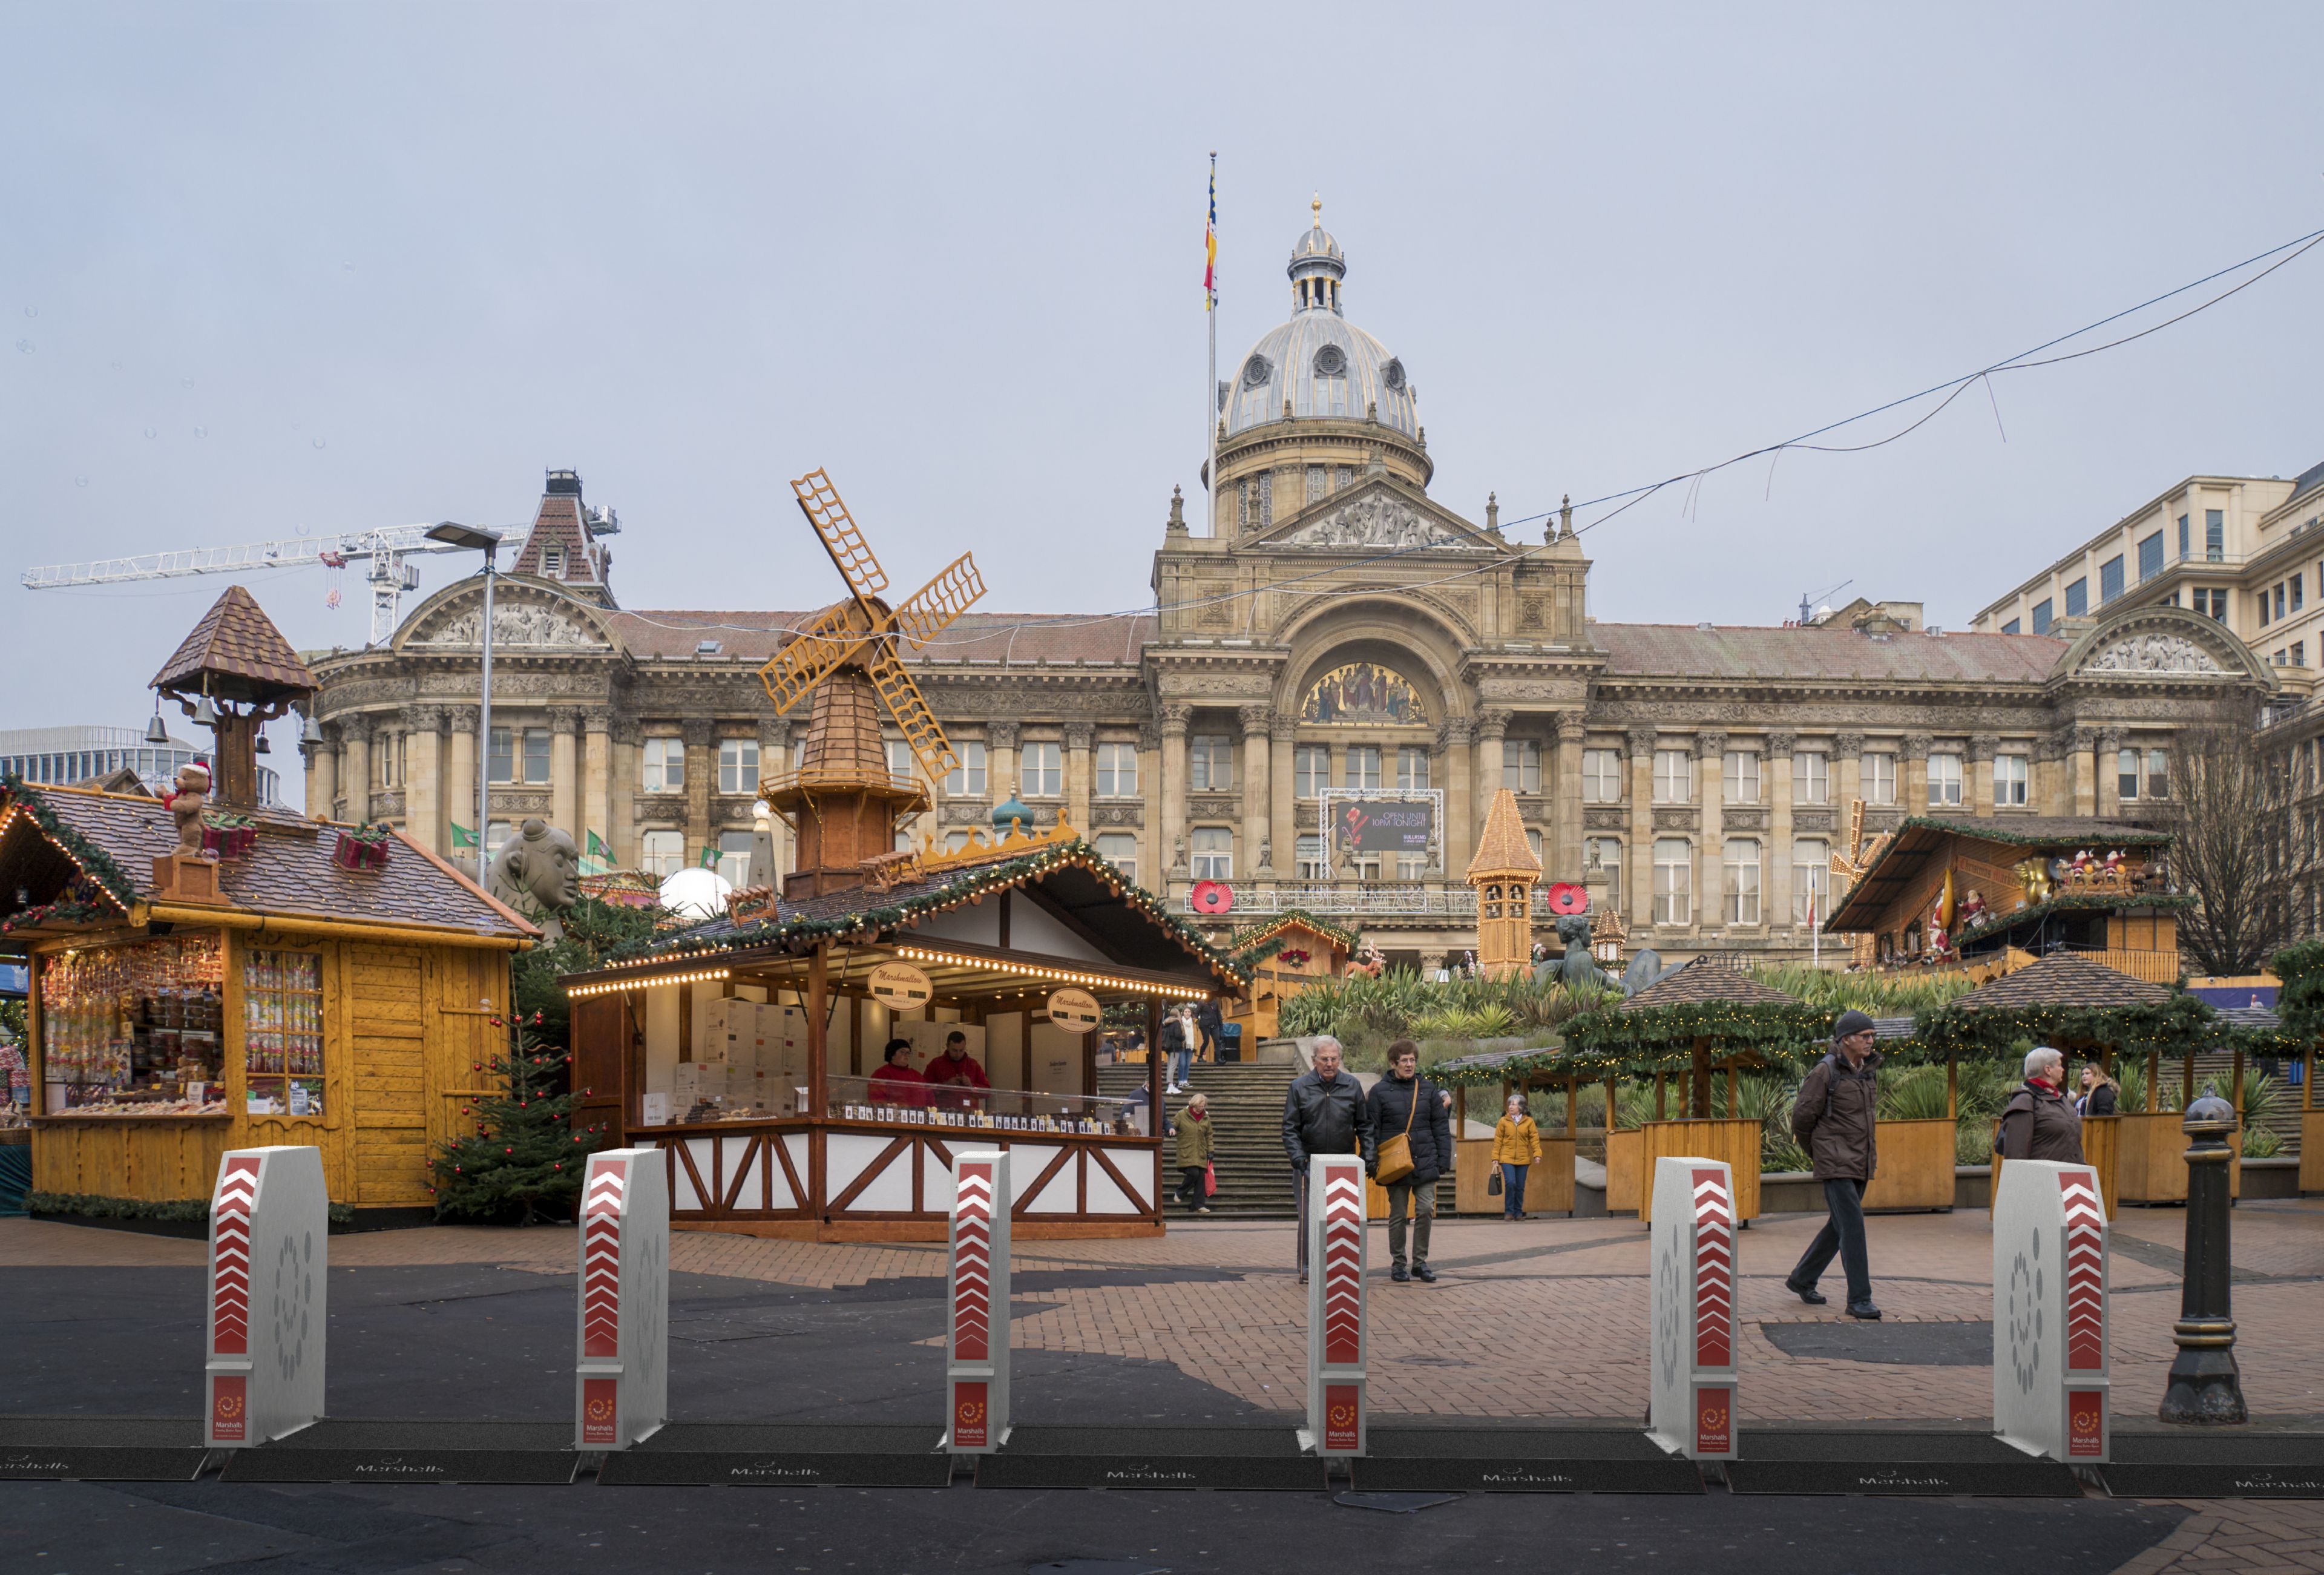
[
  {"x1": 1552, "y1": 1000, "x2": 1839, "y2": 1078},
  {"x1": 1224, "y1": 910, "x2": 1357, "y2": 975},
  {"x1": 606, "y1": 838, "x2": 1246, "y2": 987},
  {"x1": 0, "y1": 775, "x2": 140, "y2": 910},
  {"x1": 27, "y1": 1189, "x2": 355, "y2": 1226},
  {"x1": 2271, "y1": 938, "x2": 2324, "y2": 1041},
  {"x1": 1911, "y1": 991, "x2": 2216, "y2": 1061}
]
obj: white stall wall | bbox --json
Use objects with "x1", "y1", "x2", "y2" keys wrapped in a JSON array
[
  {"x1": 643, "y1": 984, "x2": 681, "y2": 1097},
  {"x1": 1029, "y1": 1022, "x2": 1085, "y2": 1097}
]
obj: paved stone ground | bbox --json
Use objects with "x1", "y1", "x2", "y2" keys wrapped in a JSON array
[{"x1": 5, "y1": 1199, "x2": 2321, "y2": 1572}]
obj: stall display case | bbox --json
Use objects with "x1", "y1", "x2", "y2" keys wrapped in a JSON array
[{"x1": 39, "y1": 933, "x2": 228, "y2": 1116}]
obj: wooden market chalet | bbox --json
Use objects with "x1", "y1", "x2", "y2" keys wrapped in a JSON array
[
  {"x1": 556, "y1": 472, "x2": 1241, "y2": 1240},
  {"x1": 1, "y1": 588, "x2": 538, "y2": 1222}
]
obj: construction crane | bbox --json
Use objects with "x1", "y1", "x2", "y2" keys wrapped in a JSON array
[{"x1": 22, "y1": 523, "x2": 519, "y2": 647}]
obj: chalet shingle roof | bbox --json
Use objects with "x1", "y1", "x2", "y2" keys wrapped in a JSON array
[
  {"x1": 1951, "y1": 952, "x2": 2171, "y2": 1010},
  {"x1": 151, "y1": 586, "x2": 317, "y2": 705},
  {"x1": 1, "y1": 783, "x2": 533, "y2": 942},
  {"x1": 1467, "y1": 788, "x2": 1541, "y2": 880},
  {"x1": 1619, "y1": 960, "x2": 1800, "y2": 1011}
]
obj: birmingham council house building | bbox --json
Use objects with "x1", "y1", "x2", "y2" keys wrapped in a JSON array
[{"x1": 303, "y1": 208, "x2": 2277, "y2": 968}]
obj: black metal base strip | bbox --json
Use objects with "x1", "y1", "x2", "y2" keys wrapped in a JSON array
[{"x1": 214, "y1": 1419, "x2": 579, "y2": 1485}]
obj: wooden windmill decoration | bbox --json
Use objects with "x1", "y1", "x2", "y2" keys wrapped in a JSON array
[
  {"x1": 1826, "y1": 798, "x2": 1889, "y2": 967},
  {"x1": 1466, "y1": 787, "x2": 1542, "y2": 981},
  {"x1": 757, "y1": 469, "x2": 985, "y2": 899}
]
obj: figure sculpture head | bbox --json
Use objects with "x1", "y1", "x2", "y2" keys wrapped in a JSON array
[{"x1": 487, "y1": 818, "x2": 582, "y2": 916}]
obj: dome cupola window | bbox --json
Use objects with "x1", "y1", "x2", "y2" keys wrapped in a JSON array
[
  {"x1": 1241, "y1": 352, "x2": 1274, "y2": 390},
  {"x1": 1383, "y1": 358, "x2": 1407, "y2": 393},
  {"x1": 1313, "y1": 343, "x2": 1347, "y2": 378}
]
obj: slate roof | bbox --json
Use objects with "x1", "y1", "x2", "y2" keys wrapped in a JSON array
[
  {"x1": 603, "y1": 610, "x2": 1158, "y2": 667},
  {"x1": 1592, "y1": 623, "x2": 2064, "y2": 685},
  {"x1": 0, "y1": 782, "x2": 534, "y2": 943},
  {"x1": 151, "y1": 586, "x2": 318, "y2": 705},
  {"x1": 1618, "y1": 959, "x2": 1800, "y2": 1011},
  {"x1": 1949, "y1": 952, "x2": 2171, "y2": 1010}
]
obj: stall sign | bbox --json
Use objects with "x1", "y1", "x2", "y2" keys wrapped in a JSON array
[
  {"x1": 868, "y1": 961, "x2": 933, "y2": 1011},
  {"x1": 1334, "y1": 798, "x2": 1433, "y2": 855},
  {"x1": 1045, "y1": 987, "x2": 1101, "y2": 1031}
]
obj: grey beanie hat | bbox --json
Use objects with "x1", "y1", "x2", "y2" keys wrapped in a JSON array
[{"x1": 1833, "y1": 1008, "x2": 1877, "y2": 1039}]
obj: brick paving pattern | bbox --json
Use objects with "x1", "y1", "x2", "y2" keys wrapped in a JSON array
[{"x1": 8, "y1": 1199, "x2": 2322, "y2": 1570}]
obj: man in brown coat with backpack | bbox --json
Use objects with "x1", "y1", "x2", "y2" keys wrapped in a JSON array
[{"x1": 1785, "y1": 1009, "x2": 1883, "y2": 1320}]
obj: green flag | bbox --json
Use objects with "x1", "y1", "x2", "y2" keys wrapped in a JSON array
[
  {"x1": 587, "y1": 829, "x2": 609, "y2": 860},
  {"x1": 700, "y1": 845, "x2": 720, "y2": 869},
  {"x1": 451, "y1": 823, "x2": 479, "y2": 849}
]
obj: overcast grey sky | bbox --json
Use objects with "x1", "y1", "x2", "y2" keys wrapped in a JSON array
[{"x1": 5, "y1": 2, "x2": 2321, "y2": 803}]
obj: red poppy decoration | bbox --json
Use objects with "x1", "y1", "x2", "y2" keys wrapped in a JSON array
[
  {"x1": 1546, "y1": 882, "x2": 1588, "y2": 915},
  {"x1": 1190, "y1": 880, "x2": 1235, "y2": 915}
]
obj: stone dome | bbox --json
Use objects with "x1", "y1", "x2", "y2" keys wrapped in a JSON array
[{"x1": 1223, "y1": 200, "x2": 1415, "y2": 439}]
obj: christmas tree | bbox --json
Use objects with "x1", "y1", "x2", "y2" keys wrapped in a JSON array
[{"x1": 429, "y1": 1018, "x2": 610, "y2": 1225}]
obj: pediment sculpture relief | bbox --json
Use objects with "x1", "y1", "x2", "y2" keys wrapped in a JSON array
[
  {"x1": 417, "y1": 602, "x2": 609, "y2": 650},
  {"x1": 2083, "y1": 632, "x2": 2226, "y2": 676},
  {"x1": 1271, "y1": 491, "x2": 1486, "y2": 551}
]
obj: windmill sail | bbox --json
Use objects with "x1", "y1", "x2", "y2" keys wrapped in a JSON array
[
  {"x1": 866, "y1": 646, "x2": 958, "y2": 787},
  {"x1": 790, "y1": 469, "x2": 890, "y2": 605}
]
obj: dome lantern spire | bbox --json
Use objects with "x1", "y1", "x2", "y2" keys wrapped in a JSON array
[{"x1": 1287, "y1": 194, "x2": 1345, "y2": 315}]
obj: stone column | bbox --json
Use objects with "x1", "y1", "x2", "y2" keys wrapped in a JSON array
[
  {"x1": 1157, "y1": 706, "x2": 1190, "y2": 884},
  {"x1": 1065, "y1": 722, "x2": 1094, "y2": 834},
  {"x1": 445, "y1": 706, "x2": 479, "y2": 870},
  {"x1": 1627, "y1": 726, "x2": 1656, "y2": 930},
  {"x1": 303, "y1": 722, "x2": 336, "y2": 824},
  {"x1": 1269, "y1": 716, "x2": 1298, "y2": 886},
  {"x1": 989, "y1": 721, "x2": 1021, "y2": 807},
  {"x1": 1902, "y1": 733, "x2": 1931, "y2": 816},
  {"x1": 582, "y1": 708, "x2": 613, "y2": 863},
  {"x1": 681, "y1": 718, "x2": 715, "y2": 865},
  {"x1": 1834, "y1": 732, "x2": 1863, "y2": 813},
  {"x1": 757, "y1": 718, "x2": 791, "y2": 876},
  {"x1": 1697, "y1": 731, "x2": 1727, "y2": 933},
  {"x1": 1551, "y1": 712, "x2": 1585, "y2": 880},
  {"x1": 1970, "y1": 734, "x2": 1998, "y2": 820},
  {"x1": 1440, "y1": 715, "x2": 1476, "y2": 887},
  {"x1": 549, "y1": 706, "x2": 582, "y2": 838},
  {"x1": 2037, "y1": 734, "x2": 2069, "y2": 817},
  {"x1": 1473, "y1": 710, "x2": 1510, "y2": 857},
  {"x1": 1138, "y1": 720, "x2": 1162, "y2": 889},
  {"x1": 339, "y1": 715, "x2": 371, "y2": 825},
  {"x1": 2070, "y1": 728, "x2": 2096, "y2": 817},
  {"x1": 2097, "y1": 727, "x2": 2122, "y2": 818},
  {"x1": 1238, "y1": 706, "x2": 1273, "y2": 875},
  {"x1": 609, "y1": 717, "x2": 639, "y2": 867},
  {"x1": 401, "y1": 703, "x2": 444, "y2": 854},
  {"x1": 1768, "y1": 729, "x2": 1796, "y2": 933}
]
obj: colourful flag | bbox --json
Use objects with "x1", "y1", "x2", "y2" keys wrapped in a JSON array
[
  {"x1": 450, "y1": 822, "x2": 478, "y2": 849},
  {"x1": 1204, "y1": 155, "x2": 1216, "y2": 308},
  {"x1": 700, "y1": 845, "x2": 720, "y2": 869},
  {"x1": 587, "y1": 829, "x2": 609, "y2": 860}
]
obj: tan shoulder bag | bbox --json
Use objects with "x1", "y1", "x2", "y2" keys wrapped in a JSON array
[{"x1": 1374, "y1": 1081, "x2": 1420, "y2": 1185}]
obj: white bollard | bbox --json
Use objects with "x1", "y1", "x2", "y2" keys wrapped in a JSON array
[
  {"x1": 576, "y1": 1148, "x2": 669, "y2": 1450},
  {"x1": 946, "y1": 1151, "x2": 1011, "y2": 1452},
  {"x1": 1993, "y1": 1159, "x2": 2110, "y2": 1463},
  {"x1": 1301, "y1": 1152, "x2": 1367, "y2": 1458},
  {"x1": 1646, "y1": 1156, "x2": 1738, "y2": 1461},
  {"x1": 205, "y1": 1146, "x2": 327, "y2": 1448}
]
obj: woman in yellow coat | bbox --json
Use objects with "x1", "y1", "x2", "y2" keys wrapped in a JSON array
[{"x1": 1492, "y1": 1093, "x2": 1544, "y2": 1220}]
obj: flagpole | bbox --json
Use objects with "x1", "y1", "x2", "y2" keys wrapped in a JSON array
[{"x1": 1206, "y1": 151, "x2": 1218, "y2": 537}]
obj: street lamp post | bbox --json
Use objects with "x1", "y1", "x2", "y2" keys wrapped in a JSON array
[
  {"x1": 425, "y1": 522, "x2": 505, "y2": 876},
  {"x1": 2158, "y1": 1093, "x2": 2246, "y2": 1425}
]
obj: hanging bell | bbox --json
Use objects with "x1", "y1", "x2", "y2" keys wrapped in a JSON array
[
  {"x1": 301, "y1": 712, "x2": 323, "y2": 745},
  {"x1": 144, "y1": 709, "x2": 170, "y2": 745},
  {"x1": 192, "y1": 695, "x2": 218, "y2": 728},
  {"x1": 255, "y1": 732, "x2": 272, "y2": 754}
]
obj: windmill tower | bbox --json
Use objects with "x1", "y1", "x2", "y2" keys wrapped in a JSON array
[
  {"x1": 1466, "y1": 787, "x2": 1543, "y2": 981},
  {"x1": 757, "y1": 470, "x2": 986, "y2": 899}
]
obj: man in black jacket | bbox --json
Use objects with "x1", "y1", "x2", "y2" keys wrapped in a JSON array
[
  {"x1": 1785, "y1": 1009, "x2": 1883, "y2": 1320},
  {"x1": 1366, "y1": 1041, "x2": 1453, "y2": 1284},
  {"x1": 1282, "y1": 1036, "x2": 1374, "y2": 1283}
]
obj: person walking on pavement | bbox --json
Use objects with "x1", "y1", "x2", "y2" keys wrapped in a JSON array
[
  {"x1": 1785, "y1": 1008, "x2": 1884, "y2": 1320},
  {"x1": 1492, "y1": 1093, "x2": 1543, "y2": 1221},
  {"x1": 2000, "y1": 1046, "x2": 2086, "y2": 1162},
  {"x1": 1193, "y1": 996, "x2": 1224, "y2": 1063},
  {"x1": 1171, "y1": 1092, "x2": 1215, "y2": 1212},
  {"x1": 1281, "y1": 1036, "x2": 1375, "y2": 1284},
  {"x1": 1160, "y1": 1008, "x2": 1191, "y2": 1094},
  {"x1": 1366, "y1": 1041, "x2": 1452, "y2": 1284}
]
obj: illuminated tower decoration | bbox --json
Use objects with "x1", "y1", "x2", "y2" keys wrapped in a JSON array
[
  {"x1": 757, "y1": 470, "x2": 986, "y2": 899},
  {"x1": 1466, "y1": 787, "x2": 1541, "y2": 981}
]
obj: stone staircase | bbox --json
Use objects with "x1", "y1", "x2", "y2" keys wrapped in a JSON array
[{"x1": 1099, "y1": 1061, "x2": 1300, "y2": 1218}]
